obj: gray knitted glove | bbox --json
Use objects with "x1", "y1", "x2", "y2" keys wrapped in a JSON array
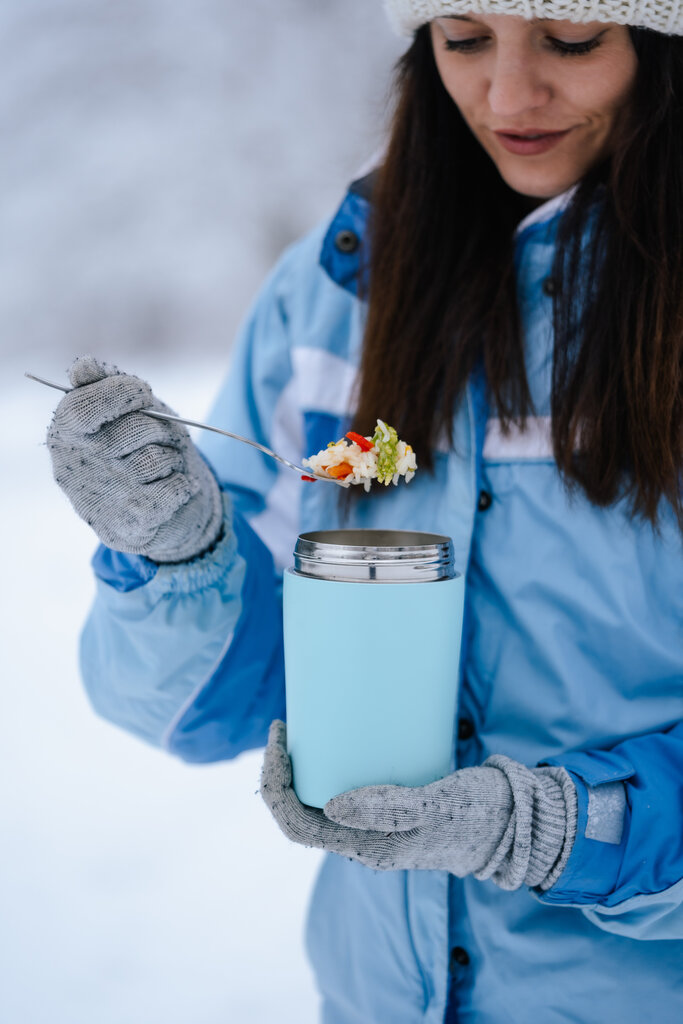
[
  {"x1": 260, "y1": 721, "x2": 577, "y2": 890},
  {"x1": 47, "y1": 355, "x2": 224, "y2": 563}
]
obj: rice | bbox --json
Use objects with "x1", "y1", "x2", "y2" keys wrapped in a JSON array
[{"x1": 302, "y1": 421, "x2": 417, "y2": 490}]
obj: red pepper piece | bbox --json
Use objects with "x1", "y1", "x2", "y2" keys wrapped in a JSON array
[
  {"x1": 300, "y1": 474, "x2": 317, "y2": 482},
  {"x1": 345, "y1": 431, "x2": 373, "y2": 452}
]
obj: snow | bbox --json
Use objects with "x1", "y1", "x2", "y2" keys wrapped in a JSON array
[
  {"x1": 1, "y1": 362, "x2": 326, "y2": 1023},
  {"x1": 0, "y1": 3, "x2": 403, "y2": 1019},
  {"x1": 1, "y1": 0, "x2": 401, "y2": 368}
]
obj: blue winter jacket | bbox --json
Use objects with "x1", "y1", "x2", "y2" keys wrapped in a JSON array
[{"x1": 81, "y1": 175, "x2": 683, "y2": 1024}]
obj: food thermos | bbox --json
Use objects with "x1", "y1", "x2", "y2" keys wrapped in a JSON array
[{"x1": 283, "y1": 529, "x2": 464, "y2": 808}]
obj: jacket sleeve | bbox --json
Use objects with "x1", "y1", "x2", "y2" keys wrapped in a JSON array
[
  {"x1": 534, "y1": 720, "x2": 683, "y2": 940},
  {"x1": 79, "y1": 237, "x2": 313, "y2": 761}
]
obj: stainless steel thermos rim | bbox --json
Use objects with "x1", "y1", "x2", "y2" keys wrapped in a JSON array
[{"x1": 292, "y1": 529, "x2": 457, "y2": 583}]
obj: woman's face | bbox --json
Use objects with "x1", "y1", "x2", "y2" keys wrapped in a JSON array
[{"x1": 430, "y1": 14, "x2": 638, "y2": 199}]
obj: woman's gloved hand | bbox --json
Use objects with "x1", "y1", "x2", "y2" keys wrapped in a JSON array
[
  {"x1": 47, "y1": 355, "x2": 224, "y2": 563},
  {"x1": 260, "y1": 720, "x2": 577, "y2": 891}
]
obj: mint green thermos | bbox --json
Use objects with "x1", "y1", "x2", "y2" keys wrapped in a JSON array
[{"x1": 283, "y1": 530, "x2": 464, "y2": 808}]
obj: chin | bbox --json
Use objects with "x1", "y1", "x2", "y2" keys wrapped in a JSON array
[
  {"x1": 498, "y1": 166, "x2": 578, "y2": 201},
  {"x1": 513, "y1": 183, "x2": 570, "y2": 200}
]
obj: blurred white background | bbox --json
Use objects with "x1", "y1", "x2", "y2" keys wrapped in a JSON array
[{"x1": 1, "y1": 3, "x2": 402, "y2": 1021}]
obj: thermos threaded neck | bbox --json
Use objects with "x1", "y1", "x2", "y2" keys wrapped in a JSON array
[{"x1": 292, "y1": 529, "x2": 456, "y2": 583}]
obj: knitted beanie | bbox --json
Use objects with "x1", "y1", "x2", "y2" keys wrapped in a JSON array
[{"x1": 383, "y1": 0, "x2": 683, "y2": 37}]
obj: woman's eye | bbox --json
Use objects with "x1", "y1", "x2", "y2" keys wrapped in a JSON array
[
  {"x1": 444, "y1": 37, "x2": 491, "y2": 53},
  {"x1": 548, "y1": 36, "x2": 602, "y2": 56},
  {"x1": 443, "y1": 37, "x2": 486, "y2": 53},
  {"x1": 442, "y1": 35, "x2": 602, "y2": 57}
]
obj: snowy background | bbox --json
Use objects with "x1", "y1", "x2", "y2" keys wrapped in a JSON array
[{"x1": 1, "y1": 3, "x2": 402, "y2": 1022}]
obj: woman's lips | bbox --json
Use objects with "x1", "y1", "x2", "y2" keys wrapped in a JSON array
[{"x1": 493, "y1": 129, "x2": 572, "y2": 155}]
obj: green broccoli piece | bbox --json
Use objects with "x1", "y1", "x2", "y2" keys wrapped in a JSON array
[{"x1": 372, "y1": 420, "x2": 399, "y2": 484}]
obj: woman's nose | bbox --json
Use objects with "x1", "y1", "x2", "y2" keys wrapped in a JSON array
[{"x1": 487, "y1": 56, "x2": 551, "y2": 117}]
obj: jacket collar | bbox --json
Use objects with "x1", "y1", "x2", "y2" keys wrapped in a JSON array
[
  {"x1": 320, "y1": 172, "x2": 578, "y2": 296},
  {"x1": 320, "y1": 172, "x2": 375, "y2": 298},
  {"x1": 514, "y1": 187, "x2": 577, "y2": 239}
]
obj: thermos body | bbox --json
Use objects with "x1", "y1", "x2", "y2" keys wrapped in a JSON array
[{"x1": 283, "y1": 530, "x2": 465, "y2": 808}]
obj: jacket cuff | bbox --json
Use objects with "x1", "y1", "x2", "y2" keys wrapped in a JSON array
[
  {"x1": 476, "y1": 756, "x2": 577, "y2": 891},
  {"x1": 92, "y1": 491, "x2": 234, "y2": 594},
  {"x1": 534, "y1": 749, "x2": 634, "y2": 906}
]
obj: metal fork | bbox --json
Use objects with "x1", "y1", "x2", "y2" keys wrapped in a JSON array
[{"x1": 25, "y1": 372, "x2": 341, "y2": 483}]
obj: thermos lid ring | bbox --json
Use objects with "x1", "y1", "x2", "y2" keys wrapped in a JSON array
[{"x1": 293, "y1": 529, "x2": 457, "y2": 583}]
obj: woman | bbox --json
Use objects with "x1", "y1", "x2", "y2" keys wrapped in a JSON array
[{"x1": 46, "y1": 2, "x2": 682, "y2": 1021}]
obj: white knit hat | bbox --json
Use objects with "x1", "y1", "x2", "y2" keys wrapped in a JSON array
[{"x1": 384, "y1": 0, "x2": 683, "y2": 37}]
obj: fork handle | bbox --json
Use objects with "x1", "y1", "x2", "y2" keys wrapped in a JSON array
[{"x1": 24, "y1": 371, "x2": 325, "y2": 479}]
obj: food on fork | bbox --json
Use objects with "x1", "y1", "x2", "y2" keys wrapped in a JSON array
[{"x1": 303, "y1": 419, "x2": 417, "y2": 491}]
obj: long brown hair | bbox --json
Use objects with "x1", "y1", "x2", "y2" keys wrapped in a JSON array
[{"x1": 352, "y1": 26, "x2": 683, "y2": 528}]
